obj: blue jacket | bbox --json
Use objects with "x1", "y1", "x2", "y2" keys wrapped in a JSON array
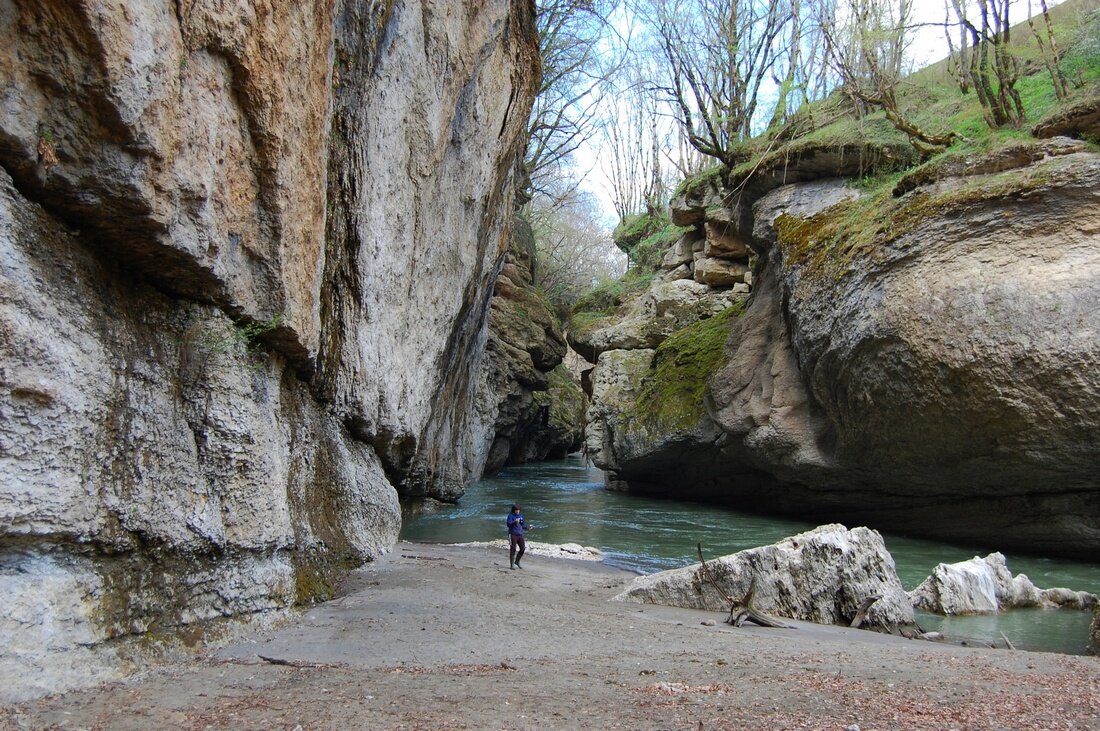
[{"x1": 507, "y1": 512, "x2": 526, "y2": 536}]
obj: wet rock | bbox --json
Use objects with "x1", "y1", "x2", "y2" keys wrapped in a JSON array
[
  {"x1": 614, "y1": 525, "x2": 915, "y2": 629},
  {"x1": 909, "y1": 553, "x2": 1098, "y2": 615}
]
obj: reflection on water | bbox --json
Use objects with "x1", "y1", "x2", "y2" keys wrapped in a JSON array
[{"x1": 401, "y1": 455, "x2": 1100, "y2": 655}]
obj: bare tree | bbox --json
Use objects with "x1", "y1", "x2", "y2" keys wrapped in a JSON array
[
  {"x1": 767, "y1": 0, "x2": 802, "y2": 132},
  {"x1": 1027, "y1": 0, "x2": 1070, "y2": 100},
  {"x1": 526, "y1": 189, "x2": 627, "y2": 313},
  {"x1": 643, "y1": 0, "x2": 792, "y2": 165},
  {"x1": 819, "y1": 0, "x2": 957, "y2": 156},
  {"x1": 599, "y1": 57, "x2": 675, "y2": 220},
  {"x1": 946, "y1": 0, "x2": 1024, "y2": 128},
  {"x1": 525, "y1": 0, "x2": 621, "y2": 201}
]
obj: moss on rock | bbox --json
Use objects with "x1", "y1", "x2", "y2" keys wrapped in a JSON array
[
  {"x1": 535, "y1": 364, "x2": 586, "y2": 430},
  {"x1": 775, "y1": 151, "x2": 1093, "y2": 281},
  {"x1": 611, "y1": 211, "x2": 693, "y2": 272},
  {"x1": 635, "y1": 304, "x2": 745, "y2": 430}
]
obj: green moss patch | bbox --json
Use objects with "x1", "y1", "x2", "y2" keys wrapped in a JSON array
[
  {"x1": 571, "y1": 265, "x2": 658, "y2": 320},
  {"x1": 672, "y1": 163, "x2": 728, "y2": 200},
  {"x1": 635, "y1": 304, "x2": 745, "y2": 430},
  {"x1": 612, "y1": 210, "x2": 693, "y2": 274},
  {"x1": 533, "y1": 364, "x2": 587, "y2": 432}
]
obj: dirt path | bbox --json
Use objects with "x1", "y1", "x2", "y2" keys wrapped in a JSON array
[{"x1": 4, "y1": 542, "x2": 1098, "y2": 730}]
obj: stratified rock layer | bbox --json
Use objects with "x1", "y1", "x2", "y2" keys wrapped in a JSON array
[
  {"x1": 614, "y1": 525, "x2": 915, "y2": 629},
  {"x1": 0, "y1": 0, "x2": 539, "y2": 701}
]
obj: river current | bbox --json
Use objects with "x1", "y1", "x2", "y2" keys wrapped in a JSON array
[{"x1": 401, "y1": 454, "x2": 1100, "y2": 655}]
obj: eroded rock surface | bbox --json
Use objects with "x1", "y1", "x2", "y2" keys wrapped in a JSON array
[
  {"x1": 472, "y1": 217, "x2": 586, "y2": 476},
  {"x1": 584, "y1": 139, "x2": 1100, "y2": 559},
  {"x1": 0, "y1": 0, "x2": 539, "y2": 701},
  {"x1": 909, "y1": 553, "x2": 1098, "y2": 615},
  {"x1": 614, "y1": 525, "x2": 914, "y2": 629}
]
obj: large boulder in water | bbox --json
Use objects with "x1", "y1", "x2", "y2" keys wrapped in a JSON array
[
  {"x1": 909, "y1": 553, "x2": 1098, "y2": 615},
  {"x1": 613, "y1": 524, "x2": 914, "y2": 629}
]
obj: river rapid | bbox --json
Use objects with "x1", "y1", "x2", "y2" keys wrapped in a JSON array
[{"x1": 401, "y1": 454, "x2": 1100, "y2": 655}]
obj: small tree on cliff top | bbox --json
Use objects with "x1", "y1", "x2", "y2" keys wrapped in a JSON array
[{"x1": 643, "y1": 0, "x2": 792, "y2": 165}]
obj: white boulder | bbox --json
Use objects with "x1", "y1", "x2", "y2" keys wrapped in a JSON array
[
  {"x1": 614, "y1": 524, "x2": 914, "y2": 628},
  {"x1": 909, "y1": 553, "x2": 1098, "y2": 614}
]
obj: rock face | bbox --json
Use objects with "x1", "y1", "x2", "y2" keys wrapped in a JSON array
[
  {"x1": 0, "y1": 0, "x2": 539, "y2": 701},
  {"x1": 614, "y1": 525, "x2": 915, "y2": 629},
  {"x1": 583, "y1": 137, "x2": 1100, "y2": 559},
  {"x1": 571, "y1": 278, "x2": 748, "y2": 364},
  {"x1": 472, "y1": 216, "x2": 586, "y2": 476},
  {"x1": 909, "y1": 553, "x2": 1098, "y2": 615}
]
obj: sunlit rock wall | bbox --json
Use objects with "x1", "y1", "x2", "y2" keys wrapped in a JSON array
[{"x1": 0, "y1": 0, "x2": 538, "y2": 700}]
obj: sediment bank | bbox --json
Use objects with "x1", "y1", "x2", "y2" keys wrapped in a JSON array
[{"x1": 4, "y1": 542, "x2": 1097, "y2": 730}]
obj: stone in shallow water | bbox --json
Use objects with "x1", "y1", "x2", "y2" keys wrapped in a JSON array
[{"x1": 909, "y1": 553, "x2": 1098, "y2": 615}]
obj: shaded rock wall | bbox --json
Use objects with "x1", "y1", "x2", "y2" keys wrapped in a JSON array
[
  {"x1": 0, "y1": 0, "x2": 539, "y2": 700},
  {"x1": 583, "y1": 140, "x2": 1100, "y2": 559},
  {"x1": 472, "y1": 215, "x2": 586, "y2": 477}
]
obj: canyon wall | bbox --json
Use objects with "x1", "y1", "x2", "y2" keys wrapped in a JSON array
[
  {"x1": 579, "y1": 135, "x2": 1100, "y2": 559},
  {"x1": 0, "y1": 0, "x2": 539, "y2": 700},
  {"x1": 471, "y1": 215, "x2": 586, "y2": 478}
]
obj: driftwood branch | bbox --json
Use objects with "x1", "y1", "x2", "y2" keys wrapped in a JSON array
[
  {"x1": 696, "y1": 544, "x2": 795, "y2": 630},
  {"x1": 849, "y1": 594, "x2": 882, "y2": 629},
  {"x1": 257, "y1": 654, "x2": 330, "y2": 669}
]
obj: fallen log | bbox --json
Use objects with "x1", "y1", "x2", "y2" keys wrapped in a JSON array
[{"x1": 257, "y1": 654, "x2": 330, "y2": 669}]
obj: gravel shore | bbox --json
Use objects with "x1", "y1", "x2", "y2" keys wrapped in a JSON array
[{"x1": 4, "y1": 542, "x2": 1098, "y2": 730}]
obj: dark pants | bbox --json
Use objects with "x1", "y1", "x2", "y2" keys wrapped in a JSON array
[{"x1": 509, "y1": 534, "x2": 526, "y2": 564}]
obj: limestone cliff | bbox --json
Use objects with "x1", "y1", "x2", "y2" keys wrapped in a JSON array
[
  {"x1": 471, "y1": 215, "x2": 586, "y2": 477},
  {"x1": 0, "y1": 0, "x2": 539, "y2": 700},
  {"x1": 581, "y1": 135, "x2": 1100, "y2": 559}
]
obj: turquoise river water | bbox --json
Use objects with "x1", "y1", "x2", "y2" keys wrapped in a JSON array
[{"x1": 401, "y1": 454, "x2": 1100, "y2": 655}]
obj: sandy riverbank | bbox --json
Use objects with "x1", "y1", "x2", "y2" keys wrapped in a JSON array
[{"x1": 3, "y1": 542, "x2": 1098, "y2": 730}]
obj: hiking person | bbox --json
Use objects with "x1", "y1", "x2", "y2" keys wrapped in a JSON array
[{"x1": 507, "y1": 504, "x2": 527, "y2": 569}]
